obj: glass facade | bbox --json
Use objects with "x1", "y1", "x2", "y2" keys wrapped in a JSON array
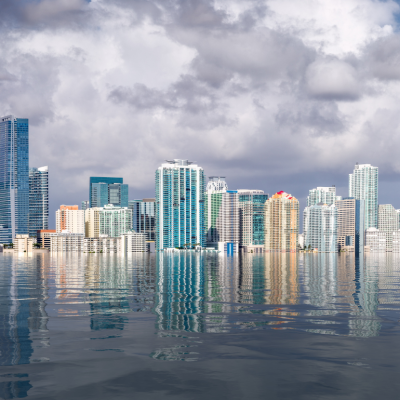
[
  {"x1": 0, "y1": 116, "x2": 29, "y2": 243},
  {"x1": 128, "y1": 199, "x2": 156, "y2": 241},
  {"x1": 155, "y1": 160, "x2": 205, "y2": 250},
  {"x1": 307, "y1": 186, "x2": 338, "y2": 206},
  {"x1": 28, "y1": 166, "x2": 49, "y2": 236},
  {"x1": 81, "y1": 200, "x2": 89, "y2": 211},
  {"x1": 89, "y1": 177, "x2": 128, "y2": 208},
  {"x1": 238, "y1": 191, "x2": 269, "y2": 246}
]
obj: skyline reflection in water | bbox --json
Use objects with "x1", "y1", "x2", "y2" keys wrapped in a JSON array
[{"x1": 0, "y1": 252, "x2": 400, "y2": 397}]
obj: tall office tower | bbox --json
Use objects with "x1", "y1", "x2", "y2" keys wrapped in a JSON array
[
  {"x1": 307, "y1": 186, "x2": 338, "y2": 206},
  {"x1": 335, "y1": 197, "x2": 365, "y2": 253},
  {"x1": 56, "y1": 205, "x2": 85, "y2": 234},
  {"x1": 85, "y1": 205, "x2": 132, "y2": 238},
  {"x1": 128, "y1": 199, "x2": 156, "y2": 241},
  {"x1": 28, "y1": 166, "x2": 49, "y2": 236},
  {"x1": 264, "y1": 191, "x2": 299, "y2": 252},
  {"x1": 378, "y1": 204, "x2": 397, "y2": 252},
  {"x1": 89, "y1": 177, "x2": 128, "y2": 208},
  {"x1": 155, "y1": 159, "x2": 205, "y2": 251},
  {"x1": 81, "y1": 200, "x2": 89, "y2": 210},
  {"x1": 0, "y1": 115, "x2": 29, "y2": 243},
  {"x1": 349, "y1": 163, "x2": 378, "y2": 229},
  {"x1": 303, "y1": 203, "x2": 338, "y2": 252},
  {"x1": 238, "y1": 189, "x2": 269, "y2": 247}
]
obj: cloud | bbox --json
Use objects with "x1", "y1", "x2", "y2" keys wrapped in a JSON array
[{"x1": 305, "y1": 59, "x2": 361, "y2": 101}]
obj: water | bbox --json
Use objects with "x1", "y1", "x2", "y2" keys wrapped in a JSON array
[{"x1": 1, "y1": 252, "x2": 400, "y2": 399}]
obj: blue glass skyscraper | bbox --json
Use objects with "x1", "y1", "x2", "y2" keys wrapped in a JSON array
[
  {"x1": 89, "y1": 177, "x2": 128, "y2": 208},
  {"x1": 0, "y1": 115, "x2": 29, "y2": 243},
  {"x1": 155, "y1": 159, "x2": 205, "y2": 250},
  {"x1": 28, "y1": 166, "x2": 49, "y2": 236},
  {"x1": 128, "y1": 198, "x2": 156, "y2": 241}
]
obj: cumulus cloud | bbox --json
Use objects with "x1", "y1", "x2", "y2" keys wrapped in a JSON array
[{"x1": 1, "y1": 0, "x2": 400, "y2": 224}]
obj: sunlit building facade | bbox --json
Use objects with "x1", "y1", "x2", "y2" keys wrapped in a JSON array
[
  {"x1": 307, "y1": 186, "x2": 340, "y2": 206},
  {"x1": 264, "y1": 191, "x2": 299, "y2": 252},
  {"x1": 28, "y1": 166, "x2": 49, "y2": 236},
  {"x1": 303, "y1": 203, "x2": 338, "y2": 252},
  {"x1": 155, "y1": 159, "x2": 205, "y2": 250},
  {"x1": 365, "y1": 228, "x2": 386, "y2": 252},
  {"x1": 0, "y1": 115, "x2": 29, "y2": 243},
  {"x1": 56, "y1": 205, "x2": 85, "y2": 234},
  {"x1": 349, "y1": 163, "x2": 378, "y2": 229},
  {"x1": 378, "y1": 204, "x2": 397, "y2": 252}
]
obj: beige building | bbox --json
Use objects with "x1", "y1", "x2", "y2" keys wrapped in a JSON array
[
  {"x1": 14, "y1": 234, "x2": 36, "y2": 253},
  {"x1": 264, "y1": 191, "x2": 299, "y2": 252},
  {"x1": 56, "y1": 205, "x2": 85, "y2": 234},
  {"x1": 83, "y1": 236, "x2": 121, "y2": 253},
  {"x1": 85, "y1": 205, "x2": 132, "y2": 238},
  {"x1": 37, "y1": 229, "x2": 56, "y2": 249},
  {"x1": 365, "y1": 228, "x2": 386, "y2": 252},
  {"x1": 50, "y1": 231, "x2": 85, "y2": 252}
]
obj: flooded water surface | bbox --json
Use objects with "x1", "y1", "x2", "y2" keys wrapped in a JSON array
[{"x1": 1, "y1": 253, "x2": 400, "y2": 399}]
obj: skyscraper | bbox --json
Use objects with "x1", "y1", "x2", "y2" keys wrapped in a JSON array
[
  {"x1": 307, "y1": 186, "x2": 340, "y2": 206},
  {"x1": 89, "y1": 177, "x2": 128, "y2": 208},
  {"x1": 238, "y1": 189, "x2": 269, "y2": 248},
  {"x1": 264, "y1": 191, "x2": 299, "y2": 252},
  {"x1": 155, "y1": 159, "x2": 205, "y2": 250},
  {"x1": 303, "y1": 203, "x2": 337, "y2": 252},
  {"x1": 128, "y1": 199, "x2": 156, "y2": 241},
  {"x1": 81, "y1": 200, "x2": 89, "y2": 211},
  {"x1": 349, "y1": 163, "x2": 378, "y2": 229},
  {"x1": 28, "y1": 166, "x2": 49, "y2": 236},
  {"x1": 336, "y1": 197, "x2": 365, "y2": 253},
  {"x1": 0, "y1": 115, "x2": 29, "y2": 243},
  {"x1": 378, "y1": 204, "x2": 397, "y2": 252},
  {"x1": 56, "y1": 205, "x2": 85, "y2": 234}
]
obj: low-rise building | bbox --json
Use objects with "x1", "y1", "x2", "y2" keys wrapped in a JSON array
[
  {"x1": 365, "y1": 228, "x2": 386, "y2": 252},
  {"x1": 121, "y1": 231, "x2": 147, "y2": 253},
  {"x1": 392, "y1": 231, "x2": 400, "y2": 254},
  {"x1": 83, "y1": 236, "x2": 121, "y2": 253},
  {"x1": 14, "y1": 234, "x2": 36, "y2": 253},
  {"x1": 50, "y1": 231, "x2": 84, "y2": 252},
  {"x1": 37, "y1": 229, "x2": 56, "y2": 249}
]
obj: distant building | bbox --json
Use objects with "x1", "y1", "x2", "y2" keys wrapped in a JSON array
[
  {"x1": 83, "y1": 236, "x2": 121, "y2": 253},
  {"x1": 14, "y1": 234, "x2": 36, "y2": 253},
  {"x1": 121, "y1": 231, "x2": 147, "y2": 253},
  {"x1": 365, "y1": 228, "x2": 386, "y2": 252},
  {"x1": 156, "y1": 159, "x2": 205, "y2": 250},
  {"x1": 37, "y1": 229, "x2": 56, "y2": 249},
  {"x1": 28, "y1": 166, "x2": 49, "y2": 237},
  {"x1": 303, "y1": 203, "x2": 337, "y2": 252},
  {"x1": 56, "y1": 205, "x2": 85, "y2": 234},
  {"x1": 238, "y1": 189, "x2": 269, "y2": 250},
  {"x1": 264, "y1": 191, "x2": 299, "y2": 252},
  {"x1": 298, "y1": 233, "x2": 304, "y2": 249},
  {"x1": 349, "y1": 163, "x2": 378, "y2": 229},
  {"x1": 81, "y1": 200, "x2": 89, "y2": 211},
  {"x1": 89, "y1": 177, "x2": 128, "y2": 208},
  {"x1": 378, "y1": 204, "x2": 397, "y2": 252},
  {"x1": 307, "y1": 186, "x2": 339, "y2": 206},
  {"x1": 336, "y1": 197, "x2": 364, "y2": 253},
  {"x1": 50, "y1": 231, "x2": 84, "y2": 252},
  {"x1": 85, "y1": 204, "x2": 132, "y2": 238},
  {"x1": 128, "y1": 199, "x2": 156, "y2": 241},
  {"x1": 392, "y1": 231, "x2": 400, "y2": 254},
  {"x1": 0, "y1": 115, "x2": 29, "y2": 243}
]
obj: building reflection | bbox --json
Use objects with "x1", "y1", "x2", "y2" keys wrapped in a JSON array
[{"x1": 0, "y1": 254, "x2": 49, "y2": 398}]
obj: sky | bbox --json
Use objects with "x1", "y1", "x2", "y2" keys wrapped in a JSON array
[{"x1": 2, "y1": 0, "x2": 400, "y2": 228}]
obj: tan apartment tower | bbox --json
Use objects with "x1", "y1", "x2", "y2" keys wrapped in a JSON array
[
  {"x1": 56, "y1": 205, "x2": 85, "y2": 234},
  {"x1": 264, "y1": 191, "x2": 299, "y2": 252}
]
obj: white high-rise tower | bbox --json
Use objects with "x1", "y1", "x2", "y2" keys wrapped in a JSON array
[{"x1": 349, "y1": 163, "x2": 378, "y2": 229}]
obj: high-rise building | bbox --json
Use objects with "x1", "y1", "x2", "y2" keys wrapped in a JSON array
[
  {"x1": 0, "y1": 115, "x2": 29, "y2": 243},
  {"x1": 335, "y1": 197, "x2": 365, "y2": 253},
  {"x1": 264, "y1": 191, "x2": 299, "y2": 252},
  {"x1": 307, "y1": 186, "x2": 339, "y2": 206},
  {"x1": 396, "y1": 210, "x2": 400, "y2": 230},
  {"x1": 378, "y1": 204, "x2": 397, "y2": 252},
  {"x1": 28, "y1": 166, "x2": 49, "y2": 236},
  {"x1": 85, "y1": 204, "x2": 132, "y2": 238},
  {"x1": 238, "y1": 189, "x2": 269, "y2": 247},
  {"x1": 81, "y1": 200, "x2": 89, "y2": 211},
  {"x1": 155, "y1": 159, "x2": 205, "y2": 250},
  {"x1": 128, "y1": 199, "x2": 156, "y2": 241},
  {"x1": 89, "y1": 177, "x2": 128, "y2": 208},
  {"x1": 303, "y1": 203, "x2": 338, "y2": 252},
  {"x1": 349, "y1": 163, "x2": 378, "y2": 229},
  {"x1": 56, "y1": 205, "x2": 85, "y2": 234}
]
